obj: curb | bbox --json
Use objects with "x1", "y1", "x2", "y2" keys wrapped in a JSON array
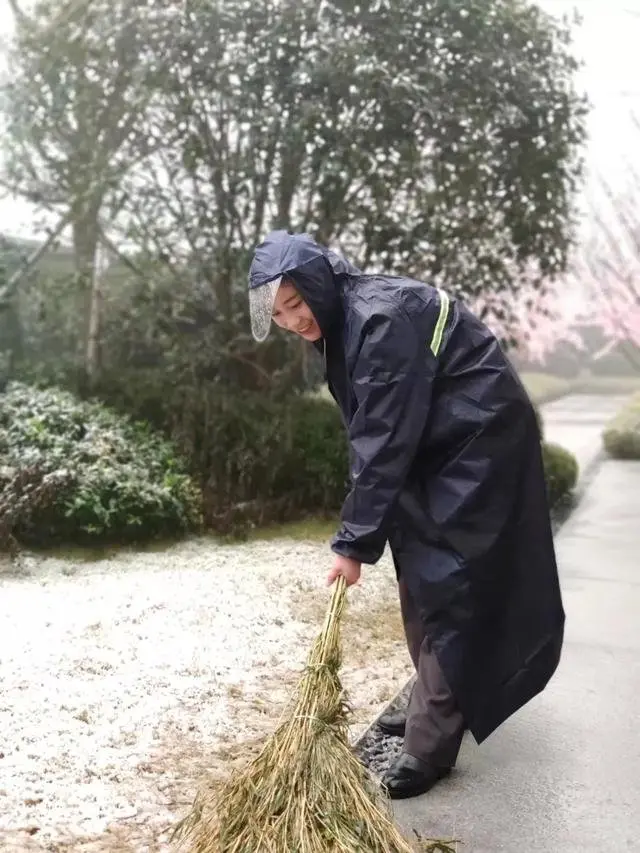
[
  {"x1": 349, "y1": 676, "x2": 415, "y2": 750},
  {"x1": 351, "y1": 440, "x2": 608, "y2": 754},
  {"x1": 573, "y1": 447, "x2": 607, "y2": 503}
]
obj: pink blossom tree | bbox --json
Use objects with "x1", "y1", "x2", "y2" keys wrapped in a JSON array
[
  {"x1": 468, "y1": 262, "x2": 585, "y2": 364},
  {"x1": 572, "y1": 172, "x2": 640, "y2": 368},
  {"x1": 471, "y1": 164, "x2": 640, "y2": 371}
]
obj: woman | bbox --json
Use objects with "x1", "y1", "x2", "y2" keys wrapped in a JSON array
[{"x1": 248, "y1": 230, "x2": 565, "y2": 800}]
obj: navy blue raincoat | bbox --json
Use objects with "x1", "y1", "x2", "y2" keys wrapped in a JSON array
[{"x1": 249, "y1": 230, "x2": 565, "y2": 743}]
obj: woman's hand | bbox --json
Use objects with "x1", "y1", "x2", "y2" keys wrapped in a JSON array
[{"x1": 326, "y1": 554, "x2": 362, "y2": 587}]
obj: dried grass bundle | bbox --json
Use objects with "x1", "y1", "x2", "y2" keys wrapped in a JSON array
[{"x1": 173, "y1": 576, "x2": 457, "y2": 853}]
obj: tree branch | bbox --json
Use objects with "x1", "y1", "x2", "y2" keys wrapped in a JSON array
[
  {"x1": 0, "y1": 211, "x2": 73, "y2": 303},
  {"x1": 7, "y1": 0, "x2": 28, "y2": 25},
  {"x1": 96, "y1": 223, "x2": 145, "y2": 279}
]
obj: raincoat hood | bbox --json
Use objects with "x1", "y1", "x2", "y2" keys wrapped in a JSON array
[{"x1": 248, "y1": 231, "x2": 360, "y2": 341}]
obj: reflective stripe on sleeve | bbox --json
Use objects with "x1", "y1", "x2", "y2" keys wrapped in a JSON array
[{"x1": 429, "y1": 288, "x2": 450, "y2": 356}]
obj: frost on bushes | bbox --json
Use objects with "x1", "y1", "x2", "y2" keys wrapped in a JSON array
[
  {"x1": 0, "y1": 382, "x2": 202, "y2": 547},
  {"x1": 0, "y1": 464, "x2": 71, "y2": 554}
]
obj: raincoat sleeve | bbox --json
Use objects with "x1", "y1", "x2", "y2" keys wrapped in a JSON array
[{"x1": 331, "y1": 304, "x2": 436, "y2": 565}]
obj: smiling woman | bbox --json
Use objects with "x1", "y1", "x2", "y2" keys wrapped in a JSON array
[
  {"x1": 272, "y1": 278, "x2": 323, "y2": 341},
  {"x1": 248, "y1": 273, "x2": 323, "y2": 342},
  {"x1": 247, "y1": 229, "x2": 566, "y2": 801}
]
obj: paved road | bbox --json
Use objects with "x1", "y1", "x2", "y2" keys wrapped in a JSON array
[
  {"x1": 540, "y1": 393, "x2": 628, "y2": 478},
  {"x1": 392, "y1": 404, "x2": 640, "y2": 852}
]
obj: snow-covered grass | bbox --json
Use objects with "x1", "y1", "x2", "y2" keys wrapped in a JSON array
[{"x1": 0, "y1": 536, "x2": 411, "y2": 852}]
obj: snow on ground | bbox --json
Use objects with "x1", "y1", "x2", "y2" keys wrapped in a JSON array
[{"x1": 0, "y1": 537, "x2": 412, "y2": 851}]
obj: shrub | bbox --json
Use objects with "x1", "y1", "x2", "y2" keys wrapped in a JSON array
[
  {"x1": 170, "y1": 390, "x2": 575, "y2": 535},
  {"x1": 0, "y1": 382, "x2": 202, "y2": 547},
  {"x1": 192, "y1": 393, "x2": 349, "y2": 536},
  {"x1": 88, "y1": 375, "x2": 348, "y2": 537},
  {"x1": 602, "y1": 392, "x2": 640, "y2": 460},
  {"x1": 89, "y1": 376, "x2": 579, "y2": 537},
  {"x1": 542, "y1": 441, "x2": 579, "y2": 508},
  {"x1": 0, "y1": 464, "x2": 72, "y2": 554}
]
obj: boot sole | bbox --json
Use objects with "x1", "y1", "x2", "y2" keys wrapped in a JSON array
[{"x1": 382, "y1": 768, "x2": 451, "y2": 800}]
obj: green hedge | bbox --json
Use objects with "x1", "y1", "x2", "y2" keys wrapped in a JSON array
[
  {"x1": 602, "y1": 392, "x2": 640, "y2": 460},
  {"x1": 185, "y1": 393, "x2": 575, "y2": 534},
  {"x1": 0, "y1": 382, "x2": 202, "y2": 548},
  {"x1": 185, "y1": 393, "x2": 349, "y2": 536},
  {"x1": 1, "y1": 382, "x2": 579, "y2": 546},
  {"x1": 542, "y1": 441, "x2": 579, "y2": 508}
]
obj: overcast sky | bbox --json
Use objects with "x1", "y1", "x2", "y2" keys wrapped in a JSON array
[{"x1": 0, "y1": 0, "x2": 638, "y2": 242}]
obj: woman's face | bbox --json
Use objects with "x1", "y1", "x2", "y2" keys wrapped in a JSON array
[{"x1": 271, "y1": 281, "x2": 322, "y2": 341}]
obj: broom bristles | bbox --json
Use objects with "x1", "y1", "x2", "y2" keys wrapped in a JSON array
[{"x1": 172, "y1": 576, "x2": 457, "y2": 853}]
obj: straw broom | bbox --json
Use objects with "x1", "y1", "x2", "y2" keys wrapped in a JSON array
[{"x1": 172, "y1": 576, "x2": 458, "y2": 853}]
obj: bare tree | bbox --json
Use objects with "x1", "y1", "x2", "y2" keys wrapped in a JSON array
[{"x1": 578, "y1": 160, "x2": 640, "y2": 370}]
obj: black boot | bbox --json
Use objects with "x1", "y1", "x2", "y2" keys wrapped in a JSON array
[
  {"x1": 381, "y1": 752, "x2": 451, "y2": 800},
  {"x1": 377, "y1": 709, "x2": 407, "y2": 737}
]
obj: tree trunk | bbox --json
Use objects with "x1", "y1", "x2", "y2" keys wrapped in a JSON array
[
  {"x1": 85, "y1": 243, "x2": 107, "y2": 391},
  {"x1": 0, "y1": 299, "x2": 23, "y2": 391},
  {"x1": 72, "y1": 208, "x2": 101, "y2": 394},
  {"x1": 0, "y1": 213, "x2": 72, "y2": 305}
]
